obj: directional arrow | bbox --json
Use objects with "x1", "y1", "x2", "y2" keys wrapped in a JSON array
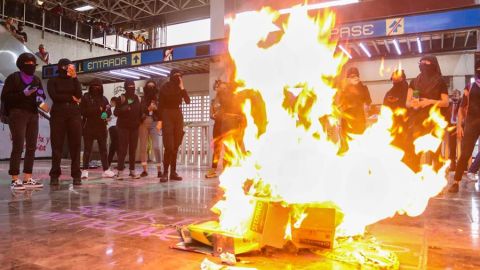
[{"x1": 133, "y1": 55, "x2": 140, "y2": 64}]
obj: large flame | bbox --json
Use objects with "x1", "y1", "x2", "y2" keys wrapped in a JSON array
[{"x1": 213, "y1": 6, "x2": 447, "y2": 238}]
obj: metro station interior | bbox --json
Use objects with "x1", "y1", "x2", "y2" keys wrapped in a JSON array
[{"x1": 1, "y1": 0, "x2": 480, "y2": 269}]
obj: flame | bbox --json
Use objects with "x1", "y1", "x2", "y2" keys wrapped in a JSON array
[{"x1": 214, "y1": 5, "x2": 447, "y2": 239}]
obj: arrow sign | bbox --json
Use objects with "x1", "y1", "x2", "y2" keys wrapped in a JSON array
[{"x1": 131, "y1": 53, "x2": 142, "y2": 66}]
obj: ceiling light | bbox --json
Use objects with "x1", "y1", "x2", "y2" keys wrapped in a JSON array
[
  {"x1": 359, "y1": 43, "x2": 371, "y2": 58},
  {"x1": 416, "y1": 37, "x2": 423, "y2": 53},
  {"x1": 150, "y1": 66, "x2": 171, "y2": 73},
  {"x1": 110, "y1": 71, "x2": 139, "y2": 80},
  {"x1": 75, "y1": 5, "x2": 95, "y2": 12},
  {"x1": 138, "y1": 67, "x2": 168, "y2": 76},
  {"x1": 393, "y1": 39, "x2": 402, "y2": 55},
  {"x1": 279, "y1": 0, "x2": 359, "y2": 14},
  {"x1": 338, "y1": 45, "x2": 352, "y2": 59},
  {"x1": 120, "y1": 69, "x2": 150, "y2": 78}
]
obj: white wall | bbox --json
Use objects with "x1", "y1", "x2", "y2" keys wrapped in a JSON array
[
  {"x1": 345, "y1": 53, "x2": 475, "y2": 104},
  {"x1": 23, "y1": 27, "x2": 117, "y2": 64}
]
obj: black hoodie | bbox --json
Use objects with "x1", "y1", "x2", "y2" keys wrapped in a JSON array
[
  {"x1": 158, "y1": 69, "x2": 190, "y2": 121},
  {"x1": 114, "y1": 80, "x2": 142, "y2": 128},
  {"x1": 141, "y1": 80, "x2": 161, "y2": 122},
  {"x1": 80, "y1": 79, "x2": 111, "y2": 130}
]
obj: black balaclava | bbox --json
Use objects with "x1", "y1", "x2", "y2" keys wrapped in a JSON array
[
  {"x1": 16, "y1": 53, "x2": 37, "y2": 76},
  {"x1": 124, "y1": 79, "x2": 136, "y2": 98},
  {"x1": 415, "y1": 55, "x2": 442, "y2": 92},
  {"x1": 169, "y1": 69, "x2": 182, "y2": 85},
  {"x1": 143, "y1": 80, "x2": 157, "y2": 101},
  {"x1": 57, "y1": 58, "x2": 72, "y2": 78},
  {"x1": 89, "y1": 78, "x2": 103, "y2": 98}
]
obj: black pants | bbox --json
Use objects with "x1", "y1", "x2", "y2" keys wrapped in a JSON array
[
  {"x1": 117, "y1": 126, "x2": 139, "y2": 171},
  {"x1": 448, "y1": 125, "x2": 458, "y2": 169},
  {"x1": 108, "y1": 126, "x2": 118, "y2": 166},
  {"x1": 162, "y1": 109, "x2": 184, "y2": 175},
  {"x1": 454, "y1": 121, "x2": 480, "y2": 182},
  {"x1": 211, "y1": 121, "x2": 222, "y2": 169},
  {"x1": 49, "y1": 106, "x2": 82, "y2": 179},
  {"x1": 83, "y1": 127, "x2": 109, "y2": 170},
  {"x1": 8, "y1": 109, "x2": 38, "y2": 176}
]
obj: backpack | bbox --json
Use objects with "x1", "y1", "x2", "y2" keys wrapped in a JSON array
[{"x1": 0, "y1": 72, "x2": 41, "y2": 124}]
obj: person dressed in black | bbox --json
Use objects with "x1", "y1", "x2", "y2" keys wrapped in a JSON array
[
  {"x1": 16, "y1": 23, "x2": 27, "y2": 43},
  {"x1": 405, "y1": 55, "x2": 449, "y2": 173},
  {"x1": 1, "y1": 53, "x2": 46, "y2": 190},
  {"x1": 205, "y1": 80, "x2": 226, "y2": 179},
  {"x1": 80, "y1": 79, "x2": 115, "y2": 179},
  {"x1": 48, "y1": 58, "x2": 83, "y2": 186},
  {"x1": 450, "y1": 69, "x2": 480, "y2": 193},
  {"x1": 114, "y1": 79, "x2": 142, "y2": 180},
  {"x1": 383, "y1": 70, "x2": 408, "y2": 111},
  {"x1": 158, "y1": 69, "x2": 190, "y2": 182},
  {"x1": 337, "y1": 67, "x2": 372, "y2": 153}
]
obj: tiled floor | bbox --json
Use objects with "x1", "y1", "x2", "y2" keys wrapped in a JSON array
[{"x1": 0, "y1": 160, "x2": 479, "y2": 269}]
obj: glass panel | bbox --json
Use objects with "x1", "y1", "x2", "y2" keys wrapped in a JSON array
[
  {"x1": 77, "y1": 22, "x2": 90, "y2": 40},
  {"x1": 4, "y1": 0, "x2": 23, "y2": 19},
  {"x1": 118, "y1": 36, "x2": 128, "y2": 52},
  {"x1": 44, "y1": 11, "x2": 60, "y2": 32},
  {"x1": 61, "y1": 17, "x2": 76, "y2": 36},
  {"x1": 105, "y1": 35, "x2": 116, "y2": 49}
]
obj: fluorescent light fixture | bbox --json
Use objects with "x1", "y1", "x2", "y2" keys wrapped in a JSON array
[
  {"x1": 338, "y1": 45, "x2": 352, "y2": 59},
  {"x1": 279, "y1": 0, "x2": 359, "y2": 14},
  {"x1": 120, "y1": 69, "x2": 150, "y2": 78},
  {"x1": 359, "y1": 43, "x2": 371, "y2": 58},
  {"x1": 393, "y1": 39, "x2": 402, "y2": 55},
  {"x1": 416, "y1": 37, "x2": 422, "y2": 53},
  {"x1": 75, "y1": 5, "x2": 95, "y2": 12},
  {"x1": 110, "y1": 71, "x2": 139, "y2": 80},
  {"x1": 150, "y1": 66, "x2": 170, "y2": 73},
  {"x1": 138, "y1": 67, "x2": 168, "y2": 76}
]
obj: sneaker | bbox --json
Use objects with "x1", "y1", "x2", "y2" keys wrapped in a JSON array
[
  {"x1": 130, "y1": 170, "x2": 140, "y2": 179},
  {"x1": 205, "y1": 169, "x2": 218, "y2": 178},
  {"x1": 170, "y1": 172, "x2": 183, "y2": 181},
  {"x1": 10, "y1": 180, "x2": 25, "y2": 190},
  {"x1": 50, "y1": 177, "x2": 59, "y2": 186},
  {"x1": 102, "y1": 169, "x2": 115, "y2": 178},
  {"x1": 448, "y1": 182, "x2": 460, "y2": 193},
  {"x1": 140, "y1": 171, "x2": 148, "y2": 177},
  {"x1": 160, "y1": 172, "x2": 168, "y2": 182},
  {"x1": 24, "y1": 178, "x2": 44, "y2": 188},
  {"x1": 116, "y1": 170, "x2": 125, "y2": 180},
  {"x1": 466, "y1": 172, "x2": 478, "y2": 182},
  {"x1": 81, "y1": 170, "x2": 89, "y2": 179},
  {"x1": 73, "y1": 178, "x2": 82, "y2": 186}
]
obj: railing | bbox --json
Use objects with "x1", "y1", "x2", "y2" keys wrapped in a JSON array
[
  {"x1": 0, "y1": 1, "x2": 146, "y2": 53},
  {"x1": 178, "y1": 123, "x2": 212, "y2": 167}
]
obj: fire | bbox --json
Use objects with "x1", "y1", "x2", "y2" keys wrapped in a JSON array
[{"x1": 213, "y1": 5, "x2": 447, "y2": 241}]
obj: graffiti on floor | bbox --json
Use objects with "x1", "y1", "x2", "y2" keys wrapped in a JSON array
[{"x1": 34, "y1": 203, "x2": 211, "y2": 241}]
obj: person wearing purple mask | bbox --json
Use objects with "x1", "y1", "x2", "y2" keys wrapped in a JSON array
[{"x1": 1, "y1": 53, "x2": 46, "y2": 190}]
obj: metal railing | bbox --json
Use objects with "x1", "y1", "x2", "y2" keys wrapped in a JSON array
[
  {"x1": 0, "y1": 1, "x2": 146, "y2": 53},
  {"x1": 178, "y1": 123, "x2": 212, "y2": 167}
]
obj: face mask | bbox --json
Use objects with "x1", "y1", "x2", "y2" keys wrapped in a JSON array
[
  {"x1": 126, "y1": 86, "x2": 135, "y2": 96},
  {"x1": 419, "y1": 63, "x2": 434, "y2": 75},
  {"x1": 20, "y1": 64, "x2": 36, "y2": 76},
  {"x1": 171, "y1": 75, "x2": 181, "y2": 84},
  {"x1": 90, "y1": 86, "x2": 102, "y2": 96},
  {"x1": 348, "y1": 77, "x2": 360, "y2": 85},
  {"x1": 59, "y1": 66, "x2": 69, "y2": 78}
]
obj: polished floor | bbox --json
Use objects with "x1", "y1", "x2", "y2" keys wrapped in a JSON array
[{"x1": 0, "y1": 160, "x2": 479, "y2": 270}]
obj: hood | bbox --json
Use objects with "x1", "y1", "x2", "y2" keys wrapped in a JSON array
[{"x1": 88, "y1": 78, "x2": 104, "y2": 96}]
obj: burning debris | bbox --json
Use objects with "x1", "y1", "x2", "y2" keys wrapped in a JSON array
[{"x1": 174, "y1": 5, "x2": 448, "y2": 269}]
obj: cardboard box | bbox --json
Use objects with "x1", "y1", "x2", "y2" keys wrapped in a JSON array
[
  {"x1": 188, "y1": 221, "x2": 260, "y2": 255},
  {"x1": 291, "y1": 207, "x2": 337, "y2": 249},
  {"x1": 249, "y1": 198, "x2": 290, "y2": 249}
]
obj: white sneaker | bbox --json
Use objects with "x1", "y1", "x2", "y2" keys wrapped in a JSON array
[
  {"x1": 23, "y1": 178, "x2": 44, "y2": 188},
  {"x1": 466, "y1": 172, "x2": 478, "y2": 182},
  {"x1": 10, "y1": 180, "x2": 25, "y2": 190},
  {"x1": 81, "y1": 170, "x2": 89, "y2": 179},
  {"x1": 102, "y1": 169, "x2": 115, "y2": 178}
]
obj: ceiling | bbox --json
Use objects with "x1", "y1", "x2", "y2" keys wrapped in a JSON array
[{"x1": 40, "y1": 0, "x2": 210, "y2": 25}]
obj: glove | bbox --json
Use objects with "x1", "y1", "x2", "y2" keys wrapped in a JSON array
[
  {"x1": 101, "y1": 112, "x2": 108, "y2": 120},
  {"x1": 36, "y1": 96, "x2": 45, "y2": 104},
  {"x1": 23, "y1": 86, "x2": 37, "y2": 96},
  {"x1": 127, "y1": 98, "x2": 134, "y2": 105}
]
